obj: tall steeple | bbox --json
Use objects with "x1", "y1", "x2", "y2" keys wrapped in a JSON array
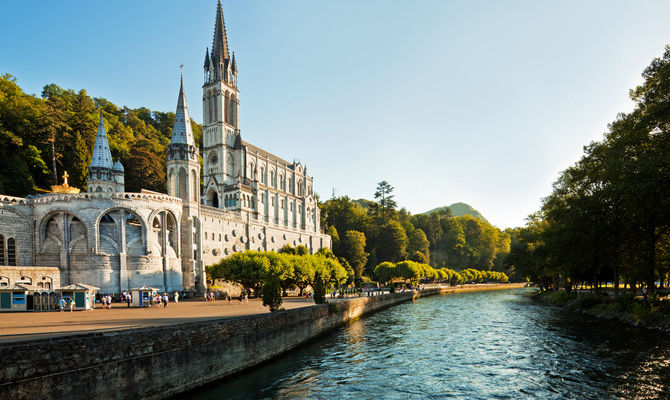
[
  {"x1": 90, "y1": 113, "x2": 113, "y2": 169},
  {"x1": 211, "y1": 0, "x2": 230, "y2": 63},
  {"x1": 170, "y1": 70, "x2": 195, "y2": 147},
  {"x1": 167, "y1": 70, "x2": 200, "y2": 202},
  {"x1": 87, "y1": 112, "x2": 124, "y2": 193}
]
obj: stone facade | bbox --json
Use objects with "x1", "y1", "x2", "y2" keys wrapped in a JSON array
[{"x1": 0, "y1": 2, "x2": 330, "y2": 294}]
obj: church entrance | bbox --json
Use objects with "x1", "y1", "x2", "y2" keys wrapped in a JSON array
[{"x1": 206, "y1": 189, "x2": 219, "y2": 208}]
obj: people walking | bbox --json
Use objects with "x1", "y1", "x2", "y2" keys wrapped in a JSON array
[
  {"x1": 162, "y1": 293, "x2": 168, "y2": 308},
  {"x1": 174, "y1": 291, "x2": 179, "y2": 303}
]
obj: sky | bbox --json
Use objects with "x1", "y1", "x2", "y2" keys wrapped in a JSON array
[{"x1": 2, "y1": 1, "x2": 670, "y2": 229}]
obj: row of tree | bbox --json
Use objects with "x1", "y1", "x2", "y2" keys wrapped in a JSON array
[
  {"x1": 373, "y1": 261, "x2": 509, "y2": 286},
  {"x1": 0, "y1": 74, "x2": 201, "y2": 195},
  {"x1": 206, "y1": 247, "x2": 349, "y2": 298},
  {"x1": 505, "y1": 45, "x2": 670, "y2": 293},
  {"x1": 320, "y1": 182, "x2": 512, "y2": 283}
]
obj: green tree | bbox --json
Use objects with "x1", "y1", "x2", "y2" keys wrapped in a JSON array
[
  {"x1": 340, "y1": 230, "x2": 367, "y2": 280},
  {"x1": 313, "y1": 270, "x2": 327, "y2": 304},
  {"x1": 408, "y1": 228, "x2": 430, "y2": 262},
  {"x1": 262, "y1": 273, "x2": 283, "y2": 312},
  {"x1": 372, "y1": 180, "x2": 397, "y2": 224}
]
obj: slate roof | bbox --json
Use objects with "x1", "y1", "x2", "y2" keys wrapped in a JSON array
[
  {"x1": 90, "y1": 113, "x2": 114, "y2": 169},
  {"x1": 170, "y1": 74, "x2": 195, "y2": 146}
]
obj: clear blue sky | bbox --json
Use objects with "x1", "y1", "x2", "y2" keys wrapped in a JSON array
[{"x1": 2, "y1": 1, "x2": 670, "y2": 228}]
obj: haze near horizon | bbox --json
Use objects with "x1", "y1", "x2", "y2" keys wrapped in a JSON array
[{"x1": 2, "y1": 0, "x2": 669, "y2": 228}]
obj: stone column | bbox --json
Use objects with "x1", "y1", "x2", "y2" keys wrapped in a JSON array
[
  {"x1": 161, "y1": 212, "x2": 168, "y2": 291},
  {"x1": 119, "y1": 211, "x2": 128, "y2": 292}
]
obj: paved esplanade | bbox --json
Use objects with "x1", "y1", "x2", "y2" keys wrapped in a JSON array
[{"x1": 0, "y1": 298, "x2": 314, "y2": 343}]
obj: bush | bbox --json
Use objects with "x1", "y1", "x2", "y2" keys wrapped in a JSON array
[
  {"x1": 573, "y1": 293, "x2": 604, "y2": 309},
  {"x1": 313, "y1": 271, "x2": 327, "y2": 304},
  {"x1": 262, "y1": 274, "x2": 283, "y2": 312},
  {"x1": 545, "y1": 290, "x2": 574, "y2": 307}
]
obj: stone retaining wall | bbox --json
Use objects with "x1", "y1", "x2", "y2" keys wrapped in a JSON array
[{"x1": 0, "y1": 284, "x2": 522, "y2": 399}]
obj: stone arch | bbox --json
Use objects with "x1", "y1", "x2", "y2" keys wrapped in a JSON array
[
  {"x1": 39, "y1": 210, "x2": 88, "y2": 252},
  {"x1": 96, "y1": 207, "x2": 148, "y2": 255},
  {"x1": 206, "y1": 188, "x2": 219, "y2": 208}
]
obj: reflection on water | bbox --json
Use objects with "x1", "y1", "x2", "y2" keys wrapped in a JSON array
[{"x1": 186, "y1": 289, "x2": 670, "y2": 399}]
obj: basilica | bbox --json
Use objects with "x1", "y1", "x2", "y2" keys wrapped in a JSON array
[{"x1": 0, "y1": 1, "x2": 331, "y2": 294}]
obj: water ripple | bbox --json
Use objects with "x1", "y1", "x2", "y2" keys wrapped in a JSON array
[{"x1": 188, "y1": 289, "x2": 670, "y2": 399}]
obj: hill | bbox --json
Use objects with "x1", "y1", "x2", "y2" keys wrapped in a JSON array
[{"x1": 421, "y1": 202, "x2": 488, "y2": 222}]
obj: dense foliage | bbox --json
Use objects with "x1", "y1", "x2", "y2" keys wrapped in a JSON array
[
  {"x1": 0, "y1": 74, "x2": 202, "y2": 195},
  {"x1": 373, "y1": 261, "x2": 508, "y2": 286},
  {"x1": 506, "y1": 45, "x2": 670, "y2": 293},
  {"x1": 207, "y1": 249, "x2": 349, "y2": 300},
  {"x1": 320, "y1": 183, "x2": 512, "y2": 282}
]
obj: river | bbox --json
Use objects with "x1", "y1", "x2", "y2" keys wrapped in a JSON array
[{"x1": 186, "y1": 288, "x2": 670, "y2": 399}]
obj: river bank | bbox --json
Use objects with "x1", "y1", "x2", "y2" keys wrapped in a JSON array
[
  {"x1": 0, "y1": 283, "x2": 525, "y2": 400},
  {"x1": 535, "y1": 289, "x2": 670, "y2": 334}
]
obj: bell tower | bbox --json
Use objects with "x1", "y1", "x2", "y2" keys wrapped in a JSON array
[{"x1": 202, "y1": 0, "x2": 240, "y2": 208}]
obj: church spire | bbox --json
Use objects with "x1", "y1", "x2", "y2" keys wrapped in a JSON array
[
  {"x1": 211, "y1": 0, "x2": 230, "y2": 63},
  {"x1": 90, "y1": 112, "x2": 113, "y2": 169},
  {"x1": 204, "y1": 47, "x2": 210, "y2": 70},
  {"x1": 170, "y1": 68, "x2": 195, "y2": 146}
]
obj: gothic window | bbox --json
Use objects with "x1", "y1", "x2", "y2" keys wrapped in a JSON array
[
  {"x1": 191, "y1": 170, "x2": 198, "y2": 202},
  {"x1": 0, "y1": 235, "x2": 4, "y2": 265},
  {"x1": 153, "y1": 217, "x2": 161, "y2": 229},
  {"x1": 270, "y1": 171, "x2": 275, "y2": 187},
  {"x1": 224, "y1": 92, "x2": 230, "y2": 124},
  {"x1": 261, "y1": 167, "x2": 265, "y2": 184},
  {"x1": 251, "y1": 197, "x2": 255, "y2": 209},
  {"x1": 7, "y1": 238, "x2": 16, "y2": 266},
  {"x1": 208, "y1": 94, "x2": 214, "y2": 123}
]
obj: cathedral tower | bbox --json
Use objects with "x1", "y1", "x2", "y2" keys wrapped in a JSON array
[
  {"x1": 88, "y1": 113, "x2": 124, "y2": 193},
  {"x1": 167, "y1": 72, "x2": 200, "y2": 203},
  {"x1": 202, "y1": 0, "x2": 241, "y2": 208}
]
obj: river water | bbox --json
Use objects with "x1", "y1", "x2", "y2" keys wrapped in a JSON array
[{"x1": 187, "y1": 288, "x2": 670, "y2": 399}]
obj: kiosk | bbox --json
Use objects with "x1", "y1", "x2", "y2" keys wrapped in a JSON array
[
  {"x1": 57, "y1": 283, "x2": 99, "y2": 311},
  {"x1": 130, "y1": 286, "x2": 159, "y2": 307},
  {"x1": 0, "y1": 283, "x2": 41, "y2": 312}
]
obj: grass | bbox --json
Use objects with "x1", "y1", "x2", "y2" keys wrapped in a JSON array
[{"x1": 536, "y1": 289, "x2": 670, "y2": 329}]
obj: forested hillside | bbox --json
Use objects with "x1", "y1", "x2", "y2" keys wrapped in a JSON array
[
  {"x1": 421, "y1": 202, "x2": 488, "y2": 222},
  {"x1": 0, "y1": 74, "x2": 202, "y2": 196},
  {"x1": 319, "y1": 181, "x2": 512, "y2": 282}
]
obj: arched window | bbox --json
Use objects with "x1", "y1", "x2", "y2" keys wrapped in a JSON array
[
  {"x1": 261, "y1": 167, "x2": 265, "y2": 184},
  {"x1": 190, "y1": 170, "x2": 198, "y2": 202},
  {"x1": 0, "y1": 234, "x2": 4, "y2": 265},
  {"x1": 178, "y1": 167, "x2": 187, "y2": 201},
  {"x1": 7, "y1": 238, "x2": 16, "y2": 266}
]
